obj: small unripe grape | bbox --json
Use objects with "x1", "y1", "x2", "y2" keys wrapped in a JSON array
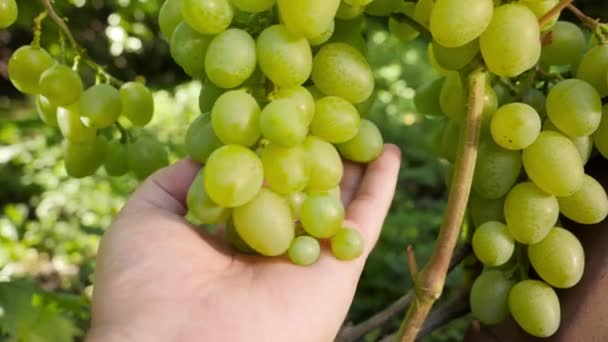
[
  {"x1": 473, "y1": 140, "x2": 522, "y2": 200},
  {"x1": 310, "y1": 96, "x2": 360, "y2": 144},
  {"x1": 181, "y1": 0, "x2": 232, "y2": 35},
  {"x1": 39, "y1": 64, "x2": 83, "y2": 107},
  {"x1": 439, "y1": 71, "x2": 465, "y2": 120},
  {"x1": 388, "y1": 3, "x2": 420, "y2": 43},
  {"x1": 104, "y1": 141, "x2": 129, "y2": 177},
  {"x1": 331, "y1": 227, "x2": 364, "y2": 261},
  {"x1": 430, "y1": 0, "x2": 493, "y2": 47},
  {"x1": 509, "y1": 280, "x2": 561, "y2": 338},
  {"x1": 185, "y1": 113, "x2": 222, "y2": 164},
  {"x1": 365, "y1": 0, "x2": 401, "y2": 16},
  {"x1": 288, "y1": 236, "x2": 321, "y2": 266},
  {"x1": 415, "y1": 78, "x2": 444, "y2": 117},
  {"x1": 120, "y1": 82, "x2": 154, "y2": 127},
  {"x1": 205, "y1": 29, "x2": 257, "y2": 89},
  {"x1": 8, "y1": 46, "x2": 54, "y2": 94},
  {"x1": 337, "y1": 119, "x2": 384, "y2": 163},
  {"x1": 301, "y1": 193, "x2": 344, "y2": 238},
  {"x1": 64, "y1": 136, "x2": 107, "y2": 178},
  {"x1": 470, "y1": 271, "x2": 515, "y2": 325},
  {"x1": 432, "y1": 39, "x2": 479, "y2": 71},
  {"x1": 336, "y1": 2, "x2": 364, "y2": 20},
  {"x1": 199, "y1": 81, "x2": 223, "y2": 113},
  {"x1": 469, "y1": 192, "x2": 505, "y2": 228},
  {"x1": 80, "y1": 84, "x2": 122, "y2": 129},
  {"x1": 577, "y1": 45, "x2": 608, "y2": 97},
  {"x1": 211, "y1": 90, "x2": 261, "y2": 147},
  {"x1": 472, "y1": 221, "x2": 515, "y2": 267},
  {"x1": 127, "y1": 135, "x2": 169, "y2": 180}
]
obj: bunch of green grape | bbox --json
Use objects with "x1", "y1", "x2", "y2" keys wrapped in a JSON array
[
  {"x1": 161, "y1": 0, "x2": 387, "y2": 265},
  {"x1": 410, "y1": 0, "x2": 608, "y2": 337}
]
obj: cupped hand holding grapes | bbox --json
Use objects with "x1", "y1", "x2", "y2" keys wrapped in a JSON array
[{"x1": 88, "y1": 145, "x2": 401, "y2": 342}]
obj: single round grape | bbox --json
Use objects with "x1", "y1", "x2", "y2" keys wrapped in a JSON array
[
  {"x1": 80, "y1": 84, "x2": 122, "y2": 129},
  {"x1": 199, "y1": 81, "x2": 223, "y2": 113},
  {"x1": 509, "y1": 280, "x2": 560, "y2": 338},
  {"x1": 273, "y1": 86, "x2": 315, "y2": 124},
  {"x1": 331, "y1": 227, "x2": 364, "y2": 261},
  {"x1": 35, "y1": 95, "x2": 58, "y2": 127},
  {"x1": 336, "y1": 1, "x2": 364, "y2": 20},
  {"x1": 103, "y1": 141, "x2": 129, "y2": 177},
  {"x1": 185, "y1": 113, "x2": 222, "y2": 164},
  {"x1": 181, "y1": 0, "x2": 232, "y2": 35},
  {"x1": 233, "y1": 188, "x2": 295, "y2": 256},
  {"x1": 170, "y1": 21, "x2": 212, "y2": 79},
  {"x1": 364, "y1": 0, "x2": 401, "y2": 16},
  {"x1": 310, "y1": 96, "x2": 360, "y2": 143},
  {"x1": 304, "y1": 136, "x2": 344, "y2": 192},
  {"x1": 439, "y1": 120, "x2": 461, "y2": 163},
  {"x1": 430, "y1": 0, "x2": 493, "y2": 47},
  {"x1": 8, "y1": 45, "x2": 54, "y2": 94},
  {"x1": 120, "y1": 82, "x2": 154, "y2": 127},
  {"x1": 490, "y1": 103, "x2": 541, "y2": 150},
  {"x1": 230, "y1": 0, "x2": 275, "y2": 13},
  {"x1": 522, "y1": 88, "x2": 546, "y2": 115},
  {"x1": 520, "y1": 0, "x2": 559, "y2": 31},
  {"x1": 432, "y1": 39, "x2": 479, "y2": 71},
  {"x1": 205, "y1": 29, "x2": 256, "y2": 89},
  {"x1": 439, "y1": 71, "x2": 465, "y2": 120},
  {"x1": 473, "y1": 140, "x2": 522, "y2": 199},
  {"x1": 39, "y1": 64, "x2": 83, "y2": 107},
  {"x1": 256, "y1": 25, "x2": 312, "y2": 88},
  {"x1": 558, "y1": 175, "x2": 608, "y2": 225},
  {"x1": 577, "y1": 45, "x2": 608, "y2": 97},
  {"x1": 546, "y1": 79, "x2": 602, "y2": 137},
  {"x1": 187, "y1": 170, "x2": 230, "y2": 224},
  {"x1": 470, "y1": 271, "x2": 515, "y2": 325},
  {"x1": 260, "y1": 99, "x2": 308, "y2": 147},
  {"x1": 204, "y1": 145, "x2": 263, "y2": 207},
  {"x1": 543, "y1": 119, "x2": 593, "y2": 165},
  {"x1": 261, "y1": 144, "x2": 310, "y2": 195},
  {"x1": 300, "y1": 193, "x2": 344, "y2": 239},
  {"x1": 276, "y1": 0, "x2": 340, "y2": 39},
  {"x1": 505, "y1": 182, "x2": 559, "y2": 244},
  {"x1": 308, "y1": 20, "x2": 335, "y2": 47},
  {"x1": 388, "y1": 3, "x2": 420, "y2": 43},
  {"x1": 414, "y1": 78, "x2": 444, "y2": 116},
  {"x1": 287, "y1": 192, "x2": 307, "y2": 219},
  {"x1": 480, "y1": 83, "x2": 499, "y2": 137},
  {"x1": 57, "y1": 103, "x2": 97, "y2": 143},
  {"x1": 523, "y1": 131, "x2": 584, "y2": 197},
  {"x1": 226, "y1": 218, "x2": 257, "y2": 254},
  {"x1": 594, "y1": 105, "x2": 608, "y2": 159},
  {"x1": 469, "y1": 192, "x2": 504, "y2": 228},
  {"x1": 127, "y1": 135, "x2": 169, "y2": 180},
  {"x1": 312, "y1": 43, "x2": 374, "y2": 104},
  {"x1": 288, "y1": 236, "x2": 321, "y2": 266},
  {"x1": 337, "y1": 119, "x2": 384, "y2": 163},
  {"x1": 472, "y1": 221, "x2": 515, "y2": 267},
  {"x1": 0, "y1": 0, "x2": 17, "y2": 28},
  {"x1": 64, "y1": 136, "x2": 107, "y2": 178},
  {"x1": 158, "y1": 0, "x2": 182, "y2": 40},
  {"x1": 541, "y1": 21, "x2": 586, "y2": 66},
  {"x1": 480, "y1": 4, "x2": 541, "y2": 77},
  {"x1": 211, "y1": 90, "x2": 261, "y2": 147}
]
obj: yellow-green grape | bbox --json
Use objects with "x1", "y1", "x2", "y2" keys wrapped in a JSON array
[
  {"x1": 432, "y1": 39, "x2": 479, "y2": 71},
  {"x1": 331, "y1": 227, "x2": 364, "y2": 260},
  {"x1": 576, "y1": 45, "x2": 608, "y2": 97},
  {"x1": 594, "y1": 105, "x2": 608, "y2": 159},
  {"x1": 413, "y1": 0, "x2": 434, "y2": 28},
  {"x1": 185, "y1": 113, "x2": 222, "y2": 163},
  {"x1": 104, "y1": 141, "x2": 129, "y2": 177},
  {"x1": 472, "y1": 221, "x2": 515, "y2": 267},
  {"x1": 273, "y1": 86, "x2": 315, "y2": 124},
  {"x1": 336, "y1": 1, "x2": 364, "y2": 20},
  {"x1": 170, "y1": 21, "x2": 212, "y2": 79},
  {"x1": 199, "y1": 81, "x2": 224, "y2": 113},
  {"x1": 523, "y1": 131, "x2": 584, "y2": 197},
  {"x1": 310, "y1": 96, "x2": 360, "y2": 144},
  {"x1": 505, "y1": 182, "x2": 559, "y2": 244},
  {"x1": 529, "y1": 227, "x2": 584, "y2": 289},
  {"x1": 388, "y1": 3, "x2": 420, "y2": 43},
  {"x1": 509, "y1": 280, "x2": 560, "y2": 338},
  {"x1": 364, "y1": 0, "x2": 401, "y2": 16},
  {"x1": 304, "y1": 136, "x2": 343, "y2": 192},
  {"x1": 260, "y1": 99, "x2": 308, "y2": 147},
  {"x1": 233, "y1": 188, "x2": 295, "y2": 256},
  {"x1": 543, "y1": 119, "x2": 592, "y2": 165},
  {"x1": 205, "y1": 29, "x2": 256, "y2": 89},
  {"x1": 312, "y1": 43, "x2": 374, "y2": 104},
  {"x1": 80, "y1": 84, "x2": 122, "y2": 129},
  {"x1": 187, "y1": 170, "x2": 230, "y2": 224},
  {"x1": 546, "y1": 79, "x2": 602, "y2": 137},
  {"x1": 470, "y1": 271, "x2": 515, "y2": 325},
  {"x1": 480, "y1": 4, "x2": 541, "y2": 77},
  {"x1": 277, "y1": 0, "x2": 340, "y2": 39},
  {"x1": 64, "y1": 136, "x2": 107, "y2": 178},
  {"x1": 473, "y1": 140, "x2": 522, "y2": 200},
  {"x1": 469, "y1": 192, "x2": 505, "y2": 228},
  {"x1": 8, "y1": 46, "x2": 54, "y2": 94},
  {"x1": 38, "y1": 64, "x2": 83, "y2": 107},
  {"x1": 127, "y1": 135, "x2": 169, "y2": 180},
  {"x1": 541, "y1": 21, "x2": 586, "y2": 67},
  {"x1": 288, "y1": 192, "x2": 307, "y2": 220},
  {"x1": 57, "y1": 103, "x2": 97, "y2": 143},
  {"x1": 211, "y1": 90, "x2": 261, "y2": 147},
  {"x1": 257, "y1": 25, "x2": 313, "y2": 88},
  {"x1": 430, "y1": 0, "x2": 493, "y2": 47},
  {"x1": 520, "y1": 0, "x2": 559, "y2": 31},
  {"x1": 415, "y1": 78, "x2": 444, "y2": 117},
  {"x1": 120, "y1": 82, "x2": 154, "y2": 127},
  {"x1": 337, "y1": 119, "x2": 384, "y2": 163},
  {"x1": 230, "y1": 0, "x2": 275, "y2": 13},
  {"x1": 261, "y1": 144, "x2": 310, "y2": 195},
  {"x1": 343, "y1": 0, "x2": 373, "y2": 5},
  {"x1": 35, "y1": 95, "x2": 58, "y2": 127},
  {"x1": 288, "y1": 236, "x2": 321, "y2": 266},
  {"x1": 308, "y1": 21, "x2": 335, "y2": 47},
  {"x1": 490, "y1": 103, "x2": 541, "y2": 150},
  {"x1": 225, "y1": 218, "x2": 256, "y2": 254},
  {"x1": 439, "y1": 120, "x2": 461, "y2": 163},
  {"x1": 158, "y1": 0, "x2": 182, "y2": 40},
  {"x1": 181, "y1": 0, "x2": 232, "y2": 35},
  {"x1": 480, "y1": 83, "x2": 499, "y2": 137},
  {"x1": 300, "y1": 193, "x2": 344, "y2": 238},
  {"x1": 558, "y1": 175, "x2": 608, "y2": 225},
  {"x1": 439, "y1": 71, "x2": 465, "y2": 121},
  {"x1": 0, "y1": 0, "x2": 17, "y2": 28},
  {"x1": 204, "y1": 145, "x2": 263, "y2": 207}
]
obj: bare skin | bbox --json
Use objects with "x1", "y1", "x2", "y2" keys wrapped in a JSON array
[{"x1": 88, "y1": 144, "x2": 401, "y2": 342}]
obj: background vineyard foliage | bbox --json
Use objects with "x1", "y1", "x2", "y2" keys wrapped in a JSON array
[{"x1": 0, "y1": 1, "x2": 606, "y2": 341}]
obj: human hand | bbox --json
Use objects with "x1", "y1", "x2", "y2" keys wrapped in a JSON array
[{"x1": 88, "y1": 144, "x2": 401, "y2": 342}]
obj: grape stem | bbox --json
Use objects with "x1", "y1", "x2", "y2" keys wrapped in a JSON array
[
  {"x1": 395, "y1": 70, "x2": 486, "y2": 342},
  {"x1": 389, "y1": 12, "x2": 432, "y2": 41},
  {"x1": 539, "y1": 0, "x2": 575, "y2": 28},
  {"x1": 566, "y1": 4, "x2": 602, "y2": 31}
]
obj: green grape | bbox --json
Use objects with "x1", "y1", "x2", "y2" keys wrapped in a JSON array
[
  {"x1": 490, "y1": 103, "x2": 541, "y2": 150},
  {"x1": 509, "y1": 280, "x2": 560, "y2": 338},
  {"x1": 439, "y1": 120, "x2": 460, "y2": 163},
  {"x1": 520, "y1": 0, "x2": 559, "y2": 31},
  {"x1": 185, "y1": 113, "x2": 223, "y2": 163},
  {"x1": 187, "y1": 170, "x2": 230, "y2": 224},
  {"x1": 199, "y1": 81, "x2": 224, "y2": 113},
  {"x1": 304, "y1": 137, "x2": 343, "y2": 191},
  {"x1": 256, "y1": 25, "x2": 313, "y2": 88},
  {"x1": 523, "y1": 131, "x2": 584, "y2": 196},
  {"x1": 308, "y1": 21, "x2": 335, "y2": 47},
  {"x1": 472, "y1": 221, "x2": 515, "y2": 267},
  {"x1": 310, "y1": 96, "x2": 360, "y2": 143},
  {"x1": 413, "y1": 0, "x2": 434, "y2": 28},
  {"x1": 35, "y1": 95, "x2": 58, "y2": 127},
  {"x1": 522, "y1": 88, "x2": 546, "y2": 115},
  {"x1": 430, "y1": 0, "x2": 492, "y2": 47},
  {"x1": 364, "y1": 0, "x2": 401, "y2": 16},
  {"x1": 328, "y1": 18, "x2": 367, "y2": 56},
  {"x1": 480, "y1": 4, "x2": 541, "y2": 77},
  {"x1": 312, "y1": 43, "x2": 374, "y2": 104},
  {"x1": 225, "y1": 218, "x2": 257, "y2": 254},
  {"x1": 439, "y1": 71, "x2": 465, "y2": 120},
  {"x1": 541, "y1": 21, "x2": 586, "y2": 66},
  {"x1": 415, "y1": 78, "x2": 444, "y2": 116},
  {"x1": 288, "y1": 236, "x2": 321, "y2": 266},
  {"x1": 39, "y1": 64, "x2": 83, "y2": 107},
  {"x1": 273, "y1": 86, "x2": 315, "y2": 124},
  {"x1": 493, "y1": 82, "x2": 515, "y2": 107},
  {"x1": 288, "y1": 192, "x2": 307, "y2": 219},
  {"x1": 479, "y1": 83, "x2": 499, "y2": 137},
  {"x1": 103, "y1": 141, "x2": 129, "y2": 177},
  {"x1": 388, "y1": 3, "x2": 420, "y2": 43},
  {"x1": 261, "y1": 144, "x2": 310, "y2": 195},
  {"x1": 470, "y1": 271, "x2": 515, "y2": 325},
  {"x1": 331, "y1": 227, "x2": 364, "y2": 260},
  {"x1": 57, "y1": 103, "x2": 97, "y2": 143},
  {"x1": 211, "y1": 90, "x2": 261, "y2": 147},
  {"x1": 594, "y1": 105, "x2": 608, "y2": 158},
  {"x1": 204, "y1": 145, "x2": 263, "y2": 207},
  {"x1": 170, "y1": 21, "x2": 212, "y2": 79},
  {"x1": 505, "y1": 182, "x2": 559, "y2": 244},
  {"x1": 277, "y1": 0, "x2": 340, "y2": 39},
  {"x1": 469, "y1": 192, "x2": 505, "y2": 228},
  {"x1": 546, "y1": 79, "x2": 602, "y2": 137},
  {"x1": 205, "y1": 29, "x2": 256, "y2": 89},
  {"x1": 158, "y1": 0, "x2": 182, "y2": 40},
  {"x1": 233, "y1": 188, "x2": 295, "y2": 256},
  {"x1": 300, "y1": 193, "x2": 344, "y2": 238},
  {"x1": 127, "y1": 135, "x2": 169, "y2": 180},
  {"x1": 260, "y1": 99, "x2": 308, "y2": 147},
  {"x1": 343, "y1": 0, "x2": 373, "y2": 5},
  {"x1": 558, "y1": 175, "x2": 608, "y2": 225},
  {"x1": 472, "y1": 140, "x2": 522, "y2": 199},
  {"x1": 120, "y1": 82, "x2": 154, "y2": 127},
  {"x1": 80, "y1": 84, "x2": 122, "y2": 129},
  {"x1": 336, "y1": 1, "x2": 364, "y2": 20},
  {"x1": 64, "y1": 136, "x2": 107, "y2": 178},
  {"x1": 0, "y1": 0, "x2": 17, "y2": 28},
  {"x1": 577, "y1": 45, "x2": 608, "y2": 97},
  {"x1": 337, "y1": 119, "x2": 383, "y2": 163},
  {"x1": 181, "y1": 0, "x2": 232, "y2": 35},
  {"x1": 543, "y1": 119, "x2": 593, "y2": 165},
  {"x1": 432, "y1": 39, "x2": 479, "y2": 71},
  {"x1": 230, "y1": 0, "x2": 275, "y2": 13},
  {"x1": 306, "y1": 85, "x2": 325, "y2": 100},
  {"x1": 8, "y1": 45, "x2": 54, "y2": 94}
]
